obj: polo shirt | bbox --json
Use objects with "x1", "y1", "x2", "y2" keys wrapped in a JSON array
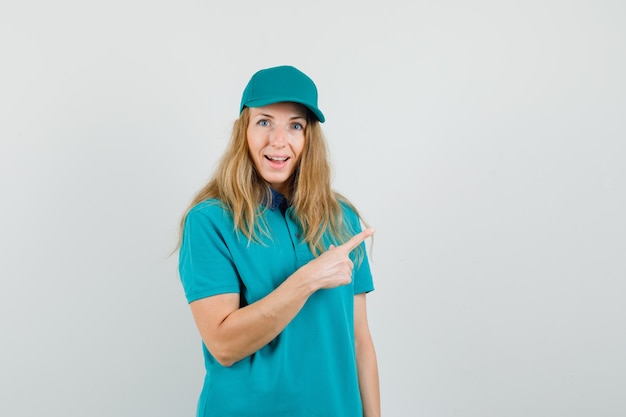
[{"x1": 178, "y1": 190, "x2": 374, "y2": 417}]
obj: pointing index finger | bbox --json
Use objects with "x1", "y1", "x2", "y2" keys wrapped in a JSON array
[{"x1": 340, "y1": 228, "x2": 375, "y2": 253}]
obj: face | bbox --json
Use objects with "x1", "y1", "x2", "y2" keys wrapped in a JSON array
[{"x1": 247, "y1": 102, "x2": 307, "y2": 197}]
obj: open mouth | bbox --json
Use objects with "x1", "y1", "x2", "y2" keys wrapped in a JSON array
[{"x1": 265, "y1": 156, "x2": 289, "y2": 162}]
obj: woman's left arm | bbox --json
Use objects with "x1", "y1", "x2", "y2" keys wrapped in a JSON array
[{"x1": 354, "y1": 293, "x2": 381, "y2": 417}]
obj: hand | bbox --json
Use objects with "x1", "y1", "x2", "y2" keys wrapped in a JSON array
[{"x1": 301, "y1": 228, "x2": 375, "y2": 291}]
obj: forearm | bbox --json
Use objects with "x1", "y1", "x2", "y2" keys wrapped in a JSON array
[
  {"x1": 208, "y1": 268, "x2": 316, "y2": 366},
  {"x1": 356, "y1": 337, "x2": 380, "y2": 417}
]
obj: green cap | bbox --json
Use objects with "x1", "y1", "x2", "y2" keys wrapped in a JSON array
[{"x1": 239, "y1": 65, "x2": 325, "y2": 123}]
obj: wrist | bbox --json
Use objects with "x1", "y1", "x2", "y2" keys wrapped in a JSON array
[{"x1": 289, "y1": 264, "x2": 319, "y2": 296}]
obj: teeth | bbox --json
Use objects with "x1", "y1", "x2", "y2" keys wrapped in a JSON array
[{"x1": 267, "y1": 156, "x2": 288, "y2": 161}]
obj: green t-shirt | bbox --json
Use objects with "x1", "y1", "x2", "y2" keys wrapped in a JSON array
[{"x1": 179, "y1": 192, "x2": 374, "y2": 417}]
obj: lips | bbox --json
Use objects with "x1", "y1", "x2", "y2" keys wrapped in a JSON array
[
  {"x1": 265, "y1": 155, "x2": 289, "y2": 162},
  {"x1": 264, "y1": 155, "x2": 291, "y2": 169}
]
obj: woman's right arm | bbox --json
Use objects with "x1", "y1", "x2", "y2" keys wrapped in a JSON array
[{"x1": 189, "y1": 228, "x2": 374, "y2": 367}]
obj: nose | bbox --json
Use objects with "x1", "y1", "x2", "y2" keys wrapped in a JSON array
[{"x1": 269, "y1": 125, "x2": 288, "y2": 147}]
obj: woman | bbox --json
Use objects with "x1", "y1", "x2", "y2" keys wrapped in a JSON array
[{"x1": 178, "y1": 65, "x2": 380, "y2": 417}]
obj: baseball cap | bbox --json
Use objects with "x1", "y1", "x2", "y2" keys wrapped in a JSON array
[{"x1": 239, "y1": 65, "x2": 325, "y2": 123}]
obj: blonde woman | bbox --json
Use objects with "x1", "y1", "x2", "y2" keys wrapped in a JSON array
[{"x1": 178, "y1": 65, "x2": 380, "y2": 417}]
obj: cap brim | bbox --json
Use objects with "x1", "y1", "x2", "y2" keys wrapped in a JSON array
[{"x1": 243, "y1": 97, "x2": 325, "y2": 123}]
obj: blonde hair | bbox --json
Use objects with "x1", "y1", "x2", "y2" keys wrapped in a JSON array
[{"x1": 177, "y1": 107, "x2": 366, "y2": 261}]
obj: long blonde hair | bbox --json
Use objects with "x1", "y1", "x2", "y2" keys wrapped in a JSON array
[{"x1": 177, "y1": 107, "x2": 366, "y2": 261}]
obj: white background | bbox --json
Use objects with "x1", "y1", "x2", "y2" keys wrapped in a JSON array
[{"x1": 1, "y1": 1, "x2": 625, "y2": 416}]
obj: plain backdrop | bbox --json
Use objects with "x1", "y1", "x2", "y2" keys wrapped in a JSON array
[{"x1": 1, "y1": 1, "x2": 625, "y2": 416}]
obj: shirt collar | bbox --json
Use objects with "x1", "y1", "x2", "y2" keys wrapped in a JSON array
[{"x1": 266, "y1": 188, "x2": 290, "y2": 211}]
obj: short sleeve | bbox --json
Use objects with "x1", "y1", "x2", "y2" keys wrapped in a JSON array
[
  {"x1": 178, "y1": 202, "x2": 241, "y2": 303},
  {"x1": 342, "y1": 204, "x2": 375, "y2": 295}
]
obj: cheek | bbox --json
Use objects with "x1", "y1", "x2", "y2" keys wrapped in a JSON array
[
  {"x1": 293, "y1": 135, "x2": 306, "y2": 157},
  {"x1": 246, "y1": 132, "x2": 260, "y2": 155}
]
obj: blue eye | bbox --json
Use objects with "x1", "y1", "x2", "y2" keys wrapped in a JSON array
[
  {"x1": 291, "y1": 123, "x2": 304, "y2": 130},
  {"x1": 258, "y1": 120, "x2": 270, "y2": 127}
]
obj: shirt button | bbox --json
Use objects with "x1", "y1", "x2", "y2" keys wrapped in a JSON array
[{"x1": 295, "y1": 233, "x2": 301, "y2": 238}]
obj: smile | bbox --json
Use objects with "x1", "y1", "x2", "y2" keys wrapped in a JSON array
[{"x1": 265, "y1": 156, "x2": 289, "y2": 162}]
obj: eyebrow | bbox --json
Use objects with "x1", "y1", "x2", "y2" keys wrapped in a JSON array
[{"x1": 255, "y1": 112, "x2": 306, "y2": 121}]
